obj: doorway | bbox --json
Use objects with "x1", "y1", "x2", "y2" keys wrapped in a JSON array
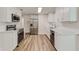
[{"x1": 30, "y1": 15, "x2": 38, "y2": 35}]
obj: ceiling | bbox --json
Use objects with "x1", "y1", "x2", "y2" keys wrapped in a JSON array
[
  {"x1": 41, "y1": 7, "x2": 56, "y2": 14},
  {"x1": 18, "y1": 7, "x2": 38, "y2": 15},
  {"x1": 18, "y1": 7, "x2": 56, "y2": 15}
]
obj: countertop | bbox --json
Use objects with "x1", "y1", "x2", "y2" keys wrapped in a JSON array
[
  {"x1": 0, "y1": 28, "x2": 24, "y2": 33},
  {"x1": 50, "y1": 27, "x2": 79, "y2": 35},
  {"x1": 0, "y1": 30, "x2": 18, "y2": 33}
]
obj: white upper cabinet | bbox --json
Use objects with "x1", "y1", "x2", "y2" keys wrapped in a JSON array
[
  {"x1": 0, "y1": 7, "x2": 20, "y2": 22},
  {"x1": 48, "y1": 8, "x2": 77, "y2": 22},
  {"x1": 58, "y1": 7, "x2": 77, "y2": 22},
  {"x1": 0, "y1": 8, "x2": 8, "y2": 22},
  {"x1": 68, "y1": 8, "x2": 77, "y2": 21}
]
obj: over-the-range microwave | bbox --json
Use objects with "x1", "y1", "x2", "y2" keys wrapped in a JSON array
[{"x1": 12, "y1": 14, "x2": 20, "y2": 22}]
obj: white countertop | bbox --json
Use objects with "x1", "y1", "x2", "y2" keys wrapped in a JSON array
[
  {"x1": 0, "y1": 30, "x2": 18, "y2": 33},
  {"x1": 50, "y1": 27, "x2": 79, "y2": 35},
  {"x1": 0, "y1": 28, "x2": 24, "y2": 33}
]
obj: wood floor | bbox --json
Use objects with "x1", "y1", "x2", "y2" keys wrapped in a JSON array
[{"x1": 14, "y1": 35, "x2": 56, "y2": 51}]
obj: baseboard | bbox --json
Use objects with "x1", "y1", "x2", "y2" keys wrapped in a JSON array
[
  {"x1": 25, "y1": 32, "x2": 30, "y2": 35},
  {"x1": 53, "y1": 46, "x2": 57, "y2": 51},
  {"x1": 13, "y1": 45, "x2": 19, "y2": 51},
  {"x1": 44, "y1": 34, "x2": 50, "y2": 40}
]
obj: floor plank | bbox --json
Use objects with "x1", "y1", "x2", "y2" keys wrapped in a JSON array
[{"x1": 14, "y1": 35, "x2": 56, "y2": 51}]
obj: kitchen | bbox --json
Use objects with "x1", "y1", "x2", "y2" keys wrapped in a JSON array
[{"x1": 0, "y1": 7, "x2": 79, "y2": 51}]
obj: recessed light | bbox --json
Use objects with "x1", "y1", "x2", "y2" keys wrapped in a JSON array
[{"x1": 38, "y1": 7, "x2": 42, "y2": 13}]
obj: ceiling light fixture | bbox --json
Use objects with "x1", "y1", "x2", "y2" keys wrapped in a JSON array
[{"x1": 38, "y1": 7, "x2": 42, "y2": 13}]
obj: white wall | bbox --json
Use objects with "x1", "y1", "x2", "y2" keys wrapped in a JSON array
[
  {"x1": 23, "y1": 15, "x2": 30, "y2": 33},
  {"x1": 38, "y1": 15, "x2": 50, "y2": 38}
]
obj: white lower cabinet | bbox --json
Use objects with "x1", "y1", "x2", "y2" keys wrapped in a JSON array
[
  {"x1": 76, "y1": 35, "x2": 79, "y2": 51},
  {"x1": 55, "y1": 33, "x2": 76, "y2": 51},
  {"x1": 0, "y1": 31, "x2": 18, "y2": 51}
]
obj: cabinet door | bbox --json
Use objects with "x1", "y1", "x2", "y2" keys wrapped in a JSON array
[
  {"x1": 62, "y1": 7, "x2": 77, "y2": 21},
  {"x1": 0, "y1": 7, "x2": 7, "y2": 22},
  {"x1": 0, "y1": 33, "x2": 5, "y2": 50},
  {"x1": 3, "y1": 32, "x2": 17, "y2": 51},
  {"x1": 0, "y1": 7, "x2": 14, "y2": 22},
  {"x1": 55, "y1": 34, "x2": 76, "y2": 51},
  {"x1": 55, "y1": 8, "x2": 69, "y2": 22},
  {"x1": 62, "y1": 8, "x2": 69, "y2": 21},
  {"x1": 69, "y1": 7, "x2": 77, "y2": 21}
]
